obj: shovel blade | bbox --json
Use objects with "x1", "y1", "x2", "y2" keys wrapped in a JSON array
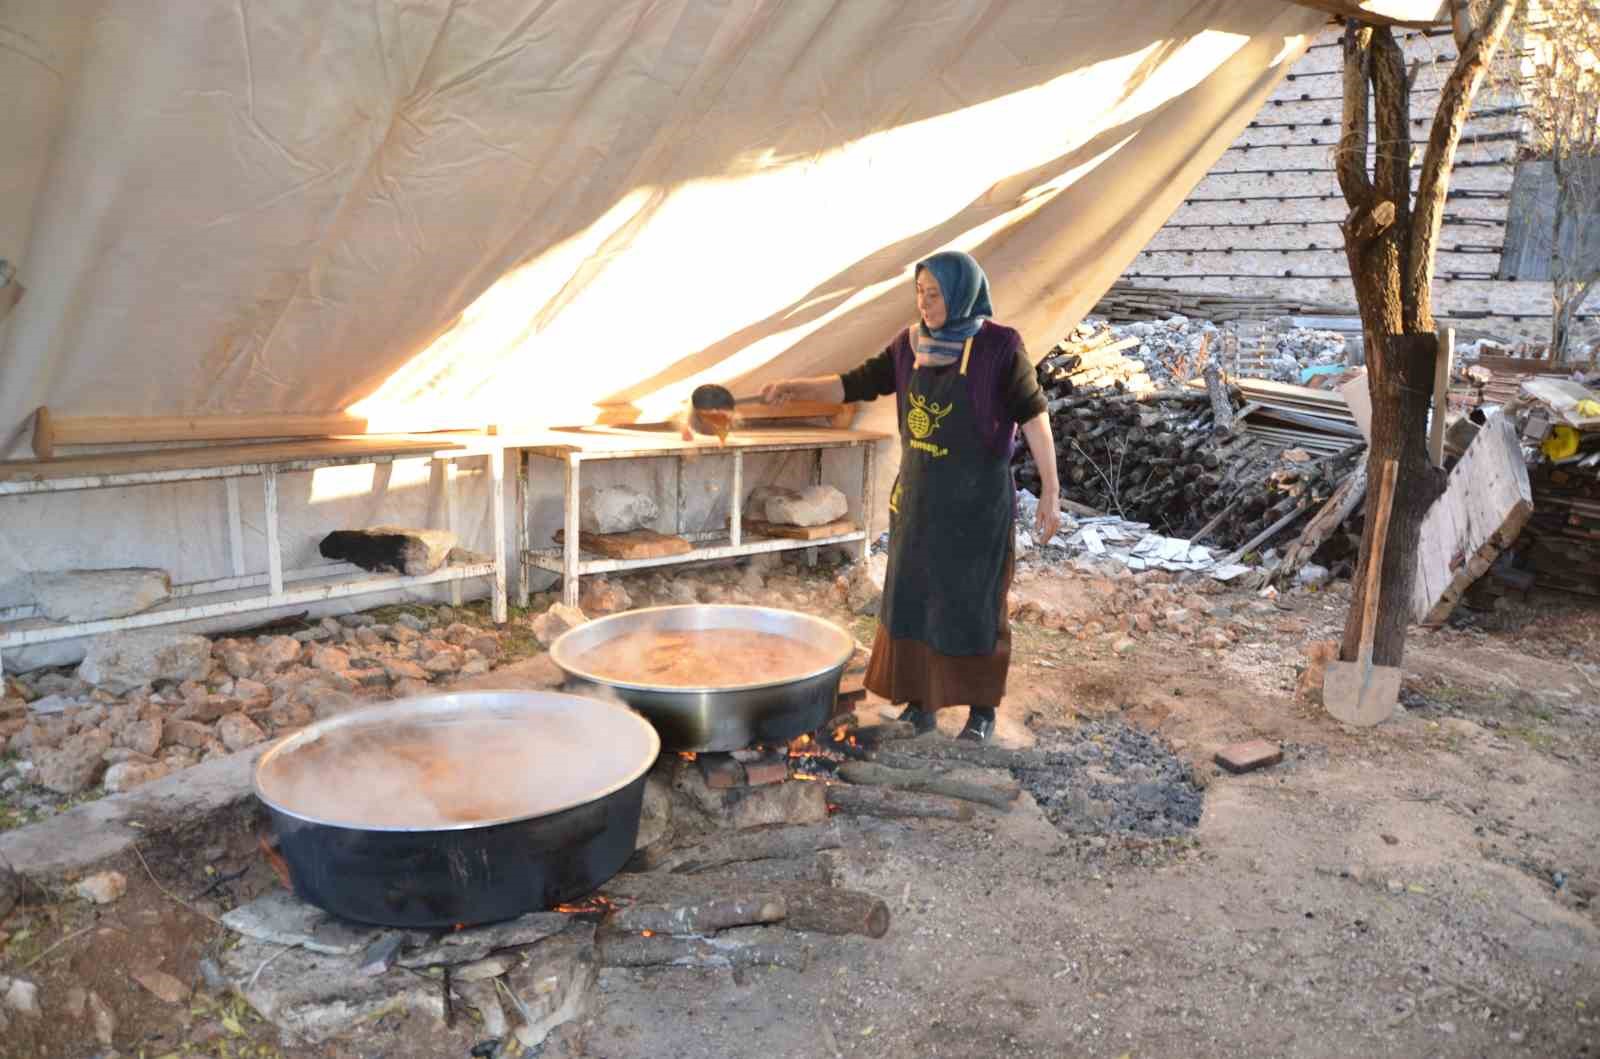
[{"x1": 1323, "y1": 660, "x2": 1402, "y2": 727}]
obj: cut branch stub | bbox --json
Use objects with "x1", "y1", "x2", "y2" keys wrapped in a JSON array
[{"x1": 1349, "y1": 200, "x2": 1398, "y2": 241}]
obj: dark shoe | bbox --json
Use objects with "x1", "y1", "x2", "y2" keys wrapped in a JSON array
[
  {"x1": 897, "y1": 703, "x2": 937, "y2": 735},
  {"x1": 958, "y1": 707, "x2": 996, "y2": 743}
]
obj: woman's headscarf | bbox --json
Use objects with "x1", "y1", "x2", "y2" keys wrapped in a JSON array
[{"x1": 912, "y1": 251, "x2": 993, "y2": 367}]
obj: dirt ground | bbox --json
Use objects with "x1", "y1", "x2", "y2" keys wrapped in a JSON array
[{"x1": 2, "y1": 559, "x2": 1597, "y2": 1058}]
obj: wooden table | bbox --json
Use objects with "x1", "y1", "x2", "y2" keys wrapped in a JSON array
[{"x1": 514, "y1": 424, "x2": 889, "y2": 607}]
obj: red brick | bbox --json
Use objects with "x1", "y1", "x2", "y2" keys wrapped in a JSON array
[
  {"x1": 1214, "y1": 739, "x2": 1283, "y2": 774},
  {"x1": 743, "y1": 758, "x2": 791, "y2": 786},
  {"x1": 697, "y1": 754, "x2": 745, "y2": 789}
]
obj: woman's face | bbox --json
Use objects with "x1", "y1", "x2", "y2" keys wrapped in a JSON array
[{"x1": 915, "y1": 270, "x2": 947, "y2": 330}]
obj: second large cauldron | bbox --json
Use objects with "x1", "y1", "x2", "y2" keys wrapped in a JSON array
[{"x1": 548, "y1": 605, "x2": 854, "y2": 752}]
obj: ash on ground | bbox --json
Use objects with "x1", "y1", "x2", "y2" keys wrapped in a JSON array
[{"x1": 1015, "y1": 721, "x2": 1204, "y2": 839}]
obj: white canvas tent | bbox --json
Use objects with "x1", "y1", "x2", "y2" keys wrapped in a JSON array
[{"x1": 0, "y1": 0, "x2": 1445, "y2": 664}]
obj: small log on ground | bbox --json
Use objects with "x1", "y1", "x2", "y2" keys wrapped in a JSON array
[
  {"x1": 778, "y1": 883, "x2": 891, "y2": 939},
  {"x1": 1274, "y1": 460, "x2": 1369, "y2": 586},
  {"x1": 599, "y1": 926, "x2": 811, "y2": 971},
  {"x1": 654, "y1": 821, "x2": 844, "y2": 875},
  {"x1": 607, "y1": 893, "x2": 786, "y2": 935},
  {"x1": 824, "y1": 784, "x2": 974, "y2": 822},
  {"x1": 837, "y1": 761, "x2": 1017, "y2": 810}
]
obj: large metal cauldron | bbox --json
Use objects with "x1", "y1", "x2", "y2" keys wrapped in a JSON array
[
  {"x1": 254, "y1": 691, "x2": 659, "y2": 928},
  {"x1": 548, "y1": 605, "x2": 854, "y2": 752}
]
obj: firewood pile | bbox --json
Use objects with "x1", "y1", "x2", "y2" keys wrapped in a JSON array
[{"x1": 1014, "y1": 325, "x2": 1369, "y2": 551}]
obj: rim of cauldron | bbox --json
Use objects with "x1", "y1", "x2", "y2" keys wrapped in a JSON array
[
  {"x1": 547, "y1": 604, "x2": 855, "y2": 693},
  {"x1": 252, "y1": 690, "x2": 660, "y2": 833}
]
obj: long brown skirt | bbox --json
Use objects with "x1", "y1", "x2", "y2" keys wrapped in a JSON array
[{"x1": 863, "y1": 547, "x2": 1013, "y2": 711}]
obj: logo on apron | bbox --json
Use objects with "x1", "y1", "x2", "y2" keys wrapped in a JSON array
[{"x1": 906, "y1": 393, "x2": 954, "y2": 457}]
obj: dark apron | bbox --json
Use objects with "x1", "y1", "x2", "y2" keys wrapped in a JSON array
[{"x1": 880, "y1": 339, "x2": 1014, "y2": 657}]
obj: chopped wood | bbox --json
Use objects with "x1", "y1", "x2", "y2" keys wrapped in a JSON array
[
  {"x1": 607, "y1": 893, "x2": 786, "y2": 935},
  {"x1": 1203, "y1": 358, "x2": 1234, "y2": 435},
  {"x1": 1274, "y1": 460, "x2": 1369, "y2": 585},
  {"x1": 779, "y1": 883, "x2": 891, "y2": 939},
  {"x1": 836, "y1": 760, "x2": 1017, "y2": 811},
  {"x1": 598, "y1": 926, "x2": 811, "y2": 971},
  {"x1": 823, "y1": 784, "x2": 975, "y2": 822},
  {"x1": 652, "y1": 821, "x2": 845, "y2": 875}
]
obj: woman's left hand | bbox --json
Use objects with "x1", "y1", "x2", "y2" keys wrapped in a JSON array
[{"x1": 1035, "y1": 489, "x2": 1062, "y2": 545}]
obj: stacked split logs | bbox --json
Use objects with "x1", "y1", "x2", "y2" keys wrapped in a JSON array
[{"x1": 1013, "y1": 329, "x2": 1367, "y2": 551}]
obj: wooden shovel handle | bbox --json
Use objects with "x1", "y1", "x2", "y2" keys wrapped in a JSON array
[{"x1": 1356, "y1": 459, "x2": 1400, "y2": 655}]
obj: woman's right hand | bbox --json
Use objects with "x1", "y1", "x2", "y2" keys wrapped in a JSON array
[{"x1": 761, "y1": 380, "x2": 802, "y2": 405}]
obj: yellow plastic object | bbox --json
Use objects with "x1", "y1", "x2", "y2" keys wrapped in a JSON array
[
  {"x1": 1576, "y1": 399, "x2": 1600, "y2": 417},
  {"x1": 1542, "y1": 425, "x2": 1580, "y2": 460}
]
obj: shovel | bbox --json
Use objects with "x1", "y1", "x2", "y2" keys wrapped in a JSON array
[
  {"x1": 687, "y1": 383, "x2": 763, "y2": 440},
  {"x1": 1324, "y1": 457, "x2": 1402, "y2": 726}
]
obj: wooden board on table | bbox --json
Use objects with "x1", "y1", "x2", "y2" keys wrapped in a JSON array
[
  {"x1": 0, "y1": 435, "x2": 464, "y2": 483},
  {"x1": 742, "y1": 518, "x2": 857, "y2": 540},
  {"x1": 554, "y1": 529, "x2": 693, "y2": 559},
  {"x1": 1412, "y1": 414, "x2": 1534, "y2": 626}
]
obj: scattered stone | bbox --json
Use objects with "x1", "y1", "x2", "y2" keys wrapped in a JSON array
[
  {"x1": 579, "y1": 486, "x2": 658, "y2": 535},
  {"x1": 766, "y1": 484, "x2": 848, "y2": 527},
  {"x1": 219, "y1": 648, "x2": 254, "y2": 680},
  {"x1": 300, "y1": 689, "x2": 356, "y2": 721},
  {"x1": 37, "y1": 729, "x2": 113, "y2": 793},
  {"x1": 233, "y1": 678, "x2": 271, "y2": 712},
  {"x1": 266, "y1": 699, "x2": 314, "y2": 731},
  {"x1": 1112, "y1": 637, "x2": 1137, "y2": 655},
  {"x1": 387, "y1": 623, "x2": 421, "y2": 645},
  {"x1": 74, "y1": 870, "x2": 128, "y2": 905},
  {"x1": 163, "y1": 719, "x2": 213, "y2": 751},
  {"x1": 77, "y1": 631, "x2": 212, "y2": 693},
  {"x1": 24, "y1": 693, "x2": 77, "y2": 716},
  {"x1": 0, "y1": 855, "x2": 19, "y2": 920},
  {"x1": 174, "y1": 695, "x2": 234, "y2": 724},
  {"x1": 27, "y1": 567, "x2": 172, "y2": 622},
  {"x1": 3, "y1": 977, "x2": 41, "y2": 1018},
  {"x1": 255, "y1": 636, "x2": 304, "y2": 672},
  {"x1": 392, "y1": 678, "x2": 433, "y2": 698},
  {"x1": 217, "y1": 712, "x2": 267, "y2": 752},
  {"x1": 422, "y1": 650, "x2": 464, "y2": 677},
  {"x1": 1214, "y1": 739, "x2": 1283, "y2": 775},
  {"x1": 466, "y1": 634, "x2": 501, "y2": 659},
  {"x1": 667, "y1": 581, "x2": 700, "y2": 605},
  {"x1": 222, "y1": 890, "x2": 374, "y2": 956},
  {"x1": 395, "y1": 612, "x2": 429, "y2": 633},
  {"x1": 400, "y1": 912, "x2": 572, "y2": 968},
  {"x1": 310, "y1": 646, "x2": 351, "y2": 673},
  {"x1": 442, "y1": 622, "x2": 478, "y2": 646},
  {"x1": 579, "y1": 578, "x2": 632, "y2": 616},
  {"x1": 355, "y1": 626, "x2": 384, "y2": 648},
  {"x1": 103, "y1": 760, "x2": 171, "y2": 794},
  {"x1": 131, "y1": 968, "x2": 188, "y2": 1005},
  {"x1": 530, "y1": 603, "x2": 589, "y2": 647},
  {"x1": 383, "y1": 659, "x2": 429, "y2": 683},
  {"x1": 88, "y1": 990, "x2": 115, "y2": 1046}
]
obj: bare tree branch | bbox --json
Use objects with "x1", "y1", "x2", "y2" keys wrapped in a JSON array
[
  {"x1": 1450, "y1": 0, "x2": 1476, "y2": 51},
  {"x1": 1337, "y1": 24, "x2": 1376, "y2": 209},
  {"x1": 1405, "y1": 0, "x2": 1518, "y2": 330}
]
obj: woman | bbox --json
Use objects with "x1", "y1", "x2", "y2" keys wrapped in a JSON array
[{"x1": 762, "y1": 251, "x2": 1061, "y2": 743}]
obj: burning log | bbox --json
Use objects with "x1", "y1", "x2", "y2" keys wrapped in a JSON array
[
  {"x1": 652, "y1": 821, "x2": 844, "y2": 875},
  {"x1": 836, "y1": 761, "x2": 1017, "y2": 811},
  {"x1": 598, "y1": 926, "x2": 811, "y2": 971},
  {"x1": 823, "y1": 784, "x2": 974, "y2": 822},
  {"x1": 607, "y1": 893, "x2": 786, "y2": 936}
]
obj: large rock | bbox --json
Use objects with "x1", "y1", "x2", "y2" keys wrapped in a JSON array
[
  {"x1": 26, "y1": 568, "x2": 172, "y2": 622},
  {"x1": 745, "y1": 485, "x2": 799, "y2": 519},
  {"x1": 578, "y1": 578, "x2": 631, "y2": 616},
  {"x1": 217, "y1": 712, "x2": 266, "y2": 752},
  {"x1": 36, "y1": 729, "x2": 112, "y2": 794},
  {"x1": 765, "y1": 484, "x2": 848, "y2": 527},
  {"x1": 530, "y1": 603, "x2": 588, "y2": 647},
  {"x1": 103, "y1": 760, "x2": 172, "y2": 793},
  {"x1": 319, "y1": 527, "x2": 457, "y2": 576},
  {"x1": 578, "y1": 486, "x2": 657, "y2": 535},
  {"x1": 78, "y1": 631, "x2": 212, "y2": 693}
]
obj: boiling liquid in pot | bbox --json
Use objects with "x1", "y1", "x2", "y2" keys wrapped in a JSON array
[
  {"x1": 571, "y1": 627, "x2": 836, "y2": 687},
  {"x1": 259, "y1": 714, "x2": 643, "y2": 829}
]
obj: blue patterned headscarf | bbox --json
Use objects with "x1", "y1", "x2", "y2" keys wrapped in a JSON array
[{"x1": 913, "y1": 251, "x2": 993, "y2": 366}]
